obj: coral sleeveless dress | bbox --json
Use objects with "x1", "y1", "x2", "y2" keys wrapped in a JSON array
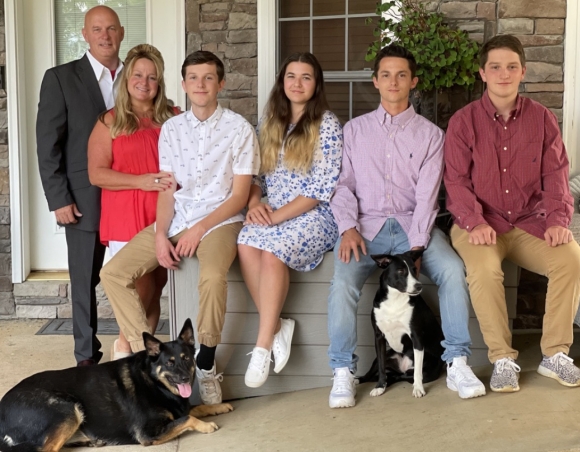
[{"x1": 99, "y1": 114, "x2": 163, "y2": 247}]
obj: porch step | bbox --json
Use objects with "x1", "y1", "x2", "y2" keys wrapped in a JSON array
[
  {"x1": 27, "y1": 271, "x2": 70, "y2": 281},
  {"x1": 10, "y1": 277, "x2": 169, "y2": 320},
  {"x1": 36, "y1": 318, "x2": 170, "y2": 336}
]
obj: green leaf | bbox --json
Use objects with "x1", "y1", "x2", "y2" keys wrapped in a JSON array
[{"x1": 365, "y1": 0, "x2": 480, "y2": 91}]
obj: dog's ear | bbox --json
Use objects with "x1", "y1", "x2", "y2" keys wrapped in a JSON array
[
  {"x1": 408, "y1": 248, "x2": 424, "y2": 262},
  {"x1": 371, "y1": 254, "x2": 393, "y2": 268},
  {"x1": 178, "y1": 318, "x2": 195, "y2": 347},
  {"x1": 143, "y1": 332, "x2": 163, "y2": 357}
]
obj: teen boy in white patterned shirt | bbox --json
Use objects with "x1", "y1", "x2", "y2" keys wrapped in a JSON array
[{"x1": 100, "y1": 51, "x2": 260, "y2": 405}]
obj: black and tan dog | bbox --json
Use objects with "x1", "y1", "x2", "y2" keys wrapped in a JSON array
[{"x1": 0, "y1": 319, "x2": 232, "y2": 451}]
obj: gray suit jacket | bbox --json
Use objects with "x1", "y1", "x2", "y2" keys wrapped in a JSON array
[{"x1": 36, "y1": 54, "x2": 107, "y2": 232}]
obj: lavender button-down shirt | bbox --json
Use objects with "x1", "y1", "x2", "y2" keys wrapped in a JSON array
[{"x1": 330, "y1": 104, "x2": 445, "y2": 248}]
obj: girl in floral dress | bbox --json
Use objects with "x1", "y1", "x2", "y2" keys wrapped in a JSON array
[{"x1": 237, "y1": 52, "x2": 343, "y2": 387}]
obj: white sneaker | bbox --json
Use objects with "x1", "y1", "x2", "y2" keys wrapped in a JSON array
[
  {"x1": 195, "y1": 363, "x2": 223, "y2": 405},
  {"x1": 329, "y1": 367, "x2": 356, "y2": 409},
  {"x1": 110, "y1": 339, "x2": 131, "y2": 361},
  {"x1": 245, "y1": 347, "x2": 272, "y2": 388},
  {"x1": 273, "y1": 318, "x2": 295, "y2": 373},
  {"x1": 446, "y1": 356, "x2": 486, "y2": 399}
]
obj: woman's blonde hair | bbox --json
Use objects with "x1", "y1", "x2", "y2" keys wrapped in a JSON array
[
  {"x1": 107, "y1": 44, "x2": 175, "y2": 138},
  {"x1": 259, "y1": 52, "x2": 329, "y2": 174}
]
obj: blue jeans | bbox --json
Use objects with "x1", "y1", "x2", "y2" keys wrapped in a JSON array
[{"x1": 327, "y1": 218, "x2": 472, "y2": 372}]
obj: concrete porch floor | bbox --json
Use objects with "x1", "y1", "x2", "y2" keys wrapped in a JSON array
[{"x1": 1, "y1": 320, "x2": 580, "y2": 452}]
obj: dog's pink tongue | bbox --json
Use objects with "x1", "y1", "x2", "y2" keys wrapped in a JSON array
[{"x1": 177, "y1": 383, "x2": 192, "y2": 398}]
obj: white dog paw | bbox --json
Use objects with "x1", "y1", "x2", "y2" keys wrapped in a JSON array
[
  {"x1": 370, "y1": 387, "x2": 386, "y2": 397},
  {"x1": 412, "y1": 386, "x2": 426, "y2": 398}
]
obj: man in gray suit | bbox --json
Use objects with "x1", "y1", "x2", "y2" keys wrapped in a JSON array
[{"x1": 36, "y1": 6, "x2": 124, "y2": 366}]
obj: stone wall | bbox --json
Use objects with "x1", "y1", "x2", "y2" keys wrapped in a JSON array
[
  {"x1": 426, "y1": 0, "x2": 565, "y2": 126},
  {"x1": 183, "y1": 0, "x2": 566, "y2": 128},
  {"x1": 12, "y1": 280, "x2": 169, "y2": 320},
  {"x1": 185, "y1": 0, "x2": 258, "y2": 125},
  {"x1": 0, "y1": 3, "x2": 12, "y2": 317}
]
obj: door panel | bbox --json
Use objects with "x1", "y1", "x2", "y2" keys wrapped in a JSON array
[{"x1": 23, "y1": 1, "x2": 65, "y2": 270}]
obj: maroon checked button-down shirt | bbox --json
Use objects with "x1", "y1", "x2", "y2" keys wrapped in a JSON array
[{"x1": 444, "y1": 91, "x2": 573, "y2": 240}]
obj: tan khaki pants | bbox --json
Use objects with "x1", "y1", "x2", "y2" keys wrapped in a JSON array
[
  {"x1": 450, "y1": 225, "x2": 580, "y2": 363},
  {"x1": 100, "y1": 222, "x2": 242, "y2": 352}
]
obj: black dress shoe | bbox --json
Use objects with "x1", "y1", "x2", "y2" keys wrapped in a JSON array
[
  {"x1": 92, "y1": 351, "x2": 103, "y2": 365},
  {"x1": 77, "y1": 359, "x2": 97, "y2": 367}
]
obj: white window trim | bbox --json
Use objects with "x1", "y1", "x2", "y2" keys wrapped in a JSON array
[
  {"x1": 257, "y1": 0, "x2": 276, "y2": 119},
  {"x1": 257, "y1": 1, "x2": 389, "y2": 121},
  {"x1": 564, "y1": 0, "x2": 580, "y2": 175},
  {"x1": 146, "y1": 0, "x2": 186, "y2": 109}
]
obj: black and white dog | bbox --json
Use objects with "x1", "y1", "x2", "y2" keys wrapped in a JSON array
[{"x1": 358, "y1": 249, "x2": 444, "y2": 398}]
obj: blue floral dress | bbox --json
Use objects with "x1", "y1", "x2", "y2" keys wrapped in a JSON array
[{"x1": 237, "y1": 111, "x2": 343, "y2": 271}]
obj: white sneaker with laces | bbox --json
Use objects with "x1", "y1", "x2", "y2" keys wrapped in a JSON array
[
  {"x1": 273, "y1": 318, "x2": 295, "y2": 373},
  {"x1": 195, "y1": 363, "x2": 223, "y2": 405},
  {"x1": 446, "y1": 356, "x2": 486, "y2": 399},
  {"x1": 245, "y1": 347, "x2": 272, "y2": 388},
  {"x1": 329, "y1": 367, "x2": 356, "y2": 409}
]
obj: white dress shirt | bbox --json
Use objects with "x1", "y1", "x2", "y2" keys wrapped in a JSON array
[
  {"x1": 158, "y1": 105, "x2": 260, "y2": 239},
  {"x1": 85, "y1": 50, "x2": 124, "y2": 109}
]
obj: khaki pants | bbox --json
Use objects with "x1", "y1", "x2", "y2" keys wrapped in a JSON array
[
  {"x1": 100, "y1": 222, "x2": 242, "y2": 352},
  {"x1": 450, "y1": 225, "x2": 580, "y2": 363}
]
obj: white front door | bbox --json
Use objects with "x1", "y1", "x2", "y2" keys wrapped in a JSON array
[{"x1": 9, "y1": 0, "x2": 185, "y2": 276}]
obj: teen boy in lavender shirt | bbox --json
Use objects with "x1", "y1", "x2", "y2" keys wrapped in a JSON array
[{"x1": 327, "y1": 44, "x2": 486, "y2": 408}]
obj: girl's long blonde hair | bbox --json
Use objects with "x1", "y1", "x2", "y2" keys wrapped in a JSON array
[
  {"x1": 106, "y1": 44, "x2": 175, "y2": 138},
  {"x1": 259, "y1": 52, "x2": 329, "y2": 174}
]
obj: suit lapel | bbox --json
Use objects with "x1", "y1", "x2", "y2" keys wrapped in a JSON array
[{"x1": 77, "y1": 54, "x2": 107, "y2": 113}]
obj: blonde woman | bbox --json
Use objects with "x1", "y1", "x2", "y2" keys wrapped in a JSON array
[
  {"x1": 238, "y1": 52, "x2": 343, "y2": 387},
  {"x1": 88, "y1": 44, "x2": 178, "y2": 360}
]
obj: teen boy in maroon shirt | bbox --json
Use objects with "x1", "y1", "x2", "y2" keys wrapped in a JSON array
[{"x1": 444, "y1": 34, "x2": 580, "y2": 393}]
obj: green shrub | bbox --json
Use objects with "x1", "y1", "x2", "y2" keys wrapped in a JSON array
[{"x1": 366, "y1": 0, "x2": 480, "y2": 91}]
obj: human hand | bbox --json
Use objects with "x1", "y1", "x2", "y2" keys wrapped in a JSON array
[
  {"x1": 544, "y1": 225, "x2": 573, "y2": 247},
  {"x1": 140, "y1": 172, "x2": 173, "y2": 192},
  {"x1": 54, "y1": 203, "x2": 82, "y2": 225},
  {"x1": 155, "y1": 234, "x2": 180, "y2": 270},
  {"x1": 244, "y1": 202, "x2": 273, "y2": 226},
  {"x1": 338, "y1": 228, "x2": 367, "y2": 263},
  {"x1": 468, "y1": 224, "x2": 496, "y2": 245},
  {"x1": 175, "y1": 223, "x2": 207, "y2": 258},
  {"x1": 410, "y1": 246, "x2": 424, "y2": 275}
]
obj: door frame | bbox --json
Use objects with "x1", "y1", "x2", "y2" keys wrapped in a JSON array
[
  {"x1": 563, "y1": 0, "x2": 580, "y2": 175},
  {"x1": 5, "y1": 0, "x2": 185, "y2": 283},
  {"x1": 6, "y1": 0, "x2": 29, "y2": 283}
]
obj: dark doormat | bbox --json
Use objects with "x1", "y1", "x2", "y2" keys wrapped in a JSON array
[{"x1": 36, "y1": 319, "x2": 170, "y2": 336}]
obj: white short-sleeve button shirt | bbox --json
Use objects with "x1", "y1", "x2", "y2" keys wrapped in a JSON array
[{"x1": 158, "y1": 105, "x2": 260, "y2": 238}]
